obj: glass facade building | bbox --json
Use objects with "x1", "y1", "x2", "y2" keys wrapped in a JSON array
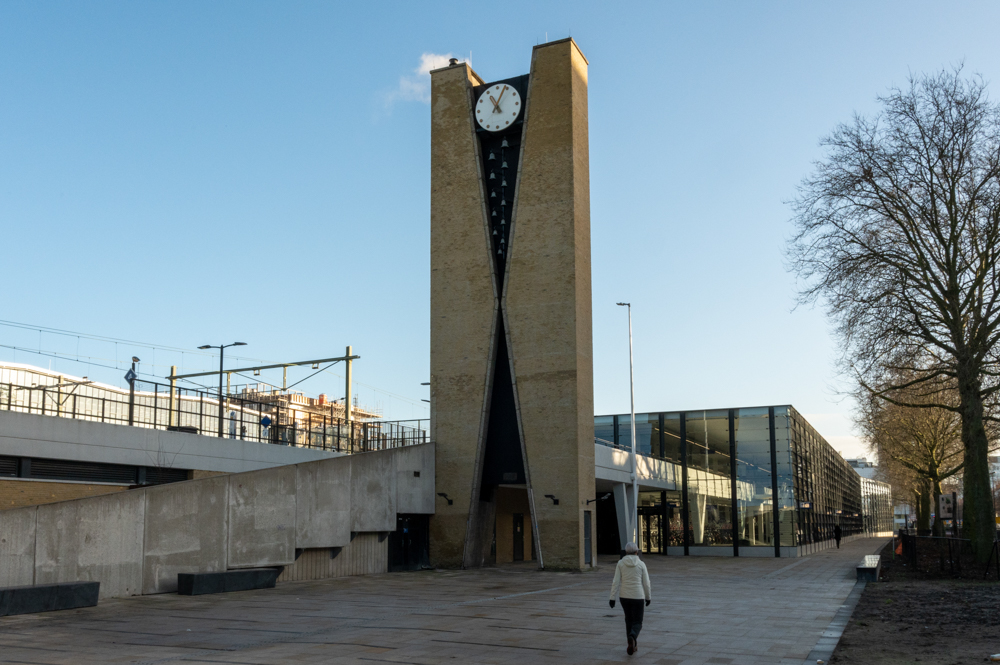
[{"x1": 595, "y1": 405, "x2": 894, "y2": 557}]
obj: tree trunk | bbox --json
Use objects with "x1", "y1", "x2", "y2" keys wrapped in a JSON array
[
  {"x1": 957, "y1": 365, "x2": 994, "y2": 562},
  {"x1": 917, "y1": 483, "x2": 932, "y2": 534},
  {"x1": 931, "y1": 477, "x2": 944, "y2": 537},
  {"x1": 911, "y1": 490, "x2": 922, "y2": 531}
]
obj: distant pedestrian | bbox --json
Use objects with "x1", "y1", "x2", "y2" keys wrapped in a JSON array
[
  {"x1": 834, "y1": 524, "x2": 842, "y2": 549},
  {"x1": 608, "y1": 542, "x2": 651, "y2": 656}
]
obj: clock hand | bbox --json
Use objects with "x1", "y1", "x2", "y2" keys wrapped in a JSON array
[
  {"x1": 495, "y1": 85, "x2": 508, "y2": 107},
  {"x1": 489, "y1": 95, "x2": 501, "y2": 113}
]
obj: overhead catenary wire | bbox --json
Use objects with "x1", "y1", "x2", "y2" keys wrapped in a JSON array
[
  {"x1": 0, "y1": 319, "x2": 429, "y2": 412},
  {"x1": 0, "y1": 318, "x2": 263, "y2": 363}
]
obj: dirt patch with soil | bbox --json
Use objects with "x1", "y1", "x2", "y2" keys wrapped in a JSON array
[{"x1": 831, "y1": 543, "x2": 1000, "y2": 664}]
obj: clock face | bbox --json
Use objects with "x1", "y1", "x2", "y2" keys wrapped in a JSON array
[{"x1": 476, "y1": 84, "x2": 521, "y2": 131}]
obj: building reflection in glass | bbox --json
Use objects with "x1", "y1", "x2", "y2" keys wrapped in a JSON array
[{"x1": 595, "y1": 405, "x2": 893, "y2": 556}]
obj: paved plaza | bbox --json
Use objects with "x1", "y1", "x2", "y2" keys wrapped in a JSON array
[{"x1": 0, "y1": 538, "x2": 886, "y2": 665}]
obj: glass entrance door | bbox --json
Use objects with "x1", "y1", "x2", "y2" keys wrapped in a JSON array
[{"x1": 639, "y1": 510, "x2": 662, "y2": 554}]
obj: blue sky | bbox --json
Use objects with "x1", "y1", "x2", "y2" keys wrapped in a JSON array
[{"x1": 2, "y1": 1, "x2": 999, "y2": 456}]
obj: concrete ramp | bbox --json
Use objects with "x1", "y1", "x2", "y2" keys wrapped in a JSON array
[{"x1": 0, "y1": 443, "x2": 434, "y2": 600}]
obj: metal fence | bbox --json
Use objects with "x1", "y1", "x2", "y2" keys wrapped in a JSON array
[
  {"x1": 896, "y1": 530, "x2": 981, "y2": 577},
  {"x1": 0, "y1": 379, "x2": 428, "y2": 454}
]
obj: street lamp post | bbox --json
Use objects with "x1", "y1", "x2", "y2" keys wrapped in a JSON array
[
  {"x1": 198, "y1": 342, "x2": 247, "y2": 438},
  {"x1": 617, "y1": 302, "x2": 638, "y2": 547}
]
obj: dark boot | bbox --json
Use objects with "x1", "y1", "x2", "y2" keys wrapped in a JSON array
[{"x1": 627, "y1": 635, "x2": 635, "y2": 655}]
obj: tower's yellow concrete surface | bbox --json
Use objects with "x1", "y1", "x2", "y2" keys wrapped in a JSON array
[
  {"x1": 428, "y1": 62, "x2": 494, "y2": 568},
  {"x1": 505, "y1": 39, "x2": 594, "y2": 570}
]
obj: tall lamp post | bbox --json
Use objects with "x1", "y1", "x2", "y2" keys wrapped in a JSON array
[
  {"x1": 616, "y1": 302, "x2": 638, "y2": 546},
  {"x1": 198, "y1": 342, "x2": 247, "y2": 438}
]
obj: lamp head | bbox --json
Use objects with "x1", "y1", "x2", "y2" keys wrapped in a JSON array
[
  {"x1": 233, "y1": 342, "x2": 247, "y2": 346},
  {"x1": 616, "y1": 302, "x2": 629, "y2": 307},
  {"x1": 131, "y1": 356, "x2": 140, "y2": 363},
  {"x1": 198, "y1": 345, "x2": 212, "y2": 350}
]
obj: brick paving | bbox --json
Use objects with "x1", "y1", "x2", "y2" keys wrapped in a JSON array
[{"x1": 0, "y1": 537, "x2": 887, "y2": 664}]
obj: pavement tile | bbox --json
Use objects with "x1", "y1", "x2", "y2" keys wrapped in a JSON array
[{"x1": 0, "y1": 537, "x2": 886, "y2": 664}]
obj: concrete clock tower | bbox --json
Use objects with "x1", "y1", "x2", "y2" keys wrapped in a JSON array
[{"x1": 428, "y1": 39, "x2": 595, "y2": 570}]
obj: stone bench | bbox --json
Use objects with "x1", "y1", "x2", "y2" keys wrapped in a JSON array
[
  {"x1": 856, "y1": 554, "x2": 881, "y2": 582},
  {"x1": 177, "y1": 568, "x2": 281, "y2": 596},
  {"x1": 0, "y1": 581, "x2": 100, "y2": 617}
]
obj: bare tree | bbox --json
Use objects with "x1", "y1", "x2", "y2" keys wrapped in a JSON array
[
  {"x1": 858, "y1": 382, "x2": 964, "y2": 534},
  {"x1": 789, "y1": 68, "x2": 1000, "y2": 560},
  {"x1": 873, "y1": 451, "x2": 927, "y2": 531}
]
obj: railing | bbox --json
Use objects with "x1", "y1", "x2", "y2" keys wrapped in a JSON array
[
  {"x1": 0, "y1": 380, "x2": 428, "y2": 454},
  {"x1": 897, "y1": 531, "x2": 975, "y2": 576},
  {"x1": 595, "y1": 436, "x2": 629, "y2": 451}
]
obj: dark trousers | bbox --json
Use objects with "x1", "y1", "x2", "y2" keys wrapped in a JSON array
[{"x1": 619, "y1": 598, "x2": 645, "y2": 640}]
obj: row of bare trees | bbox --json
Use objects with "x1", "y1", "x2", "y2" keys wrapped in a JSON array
[
  {"x1": 856, "y1": 379, "x2": 965, "y2": 534},
  {"x1": 788, "y1": 67, "x2": 1000, "y2": 561}
]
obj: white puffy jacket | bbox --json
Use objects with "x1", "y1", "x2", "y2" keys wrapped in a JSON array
[{"x1": 609, "y1": 554, "x2": 651, "y2": 601}]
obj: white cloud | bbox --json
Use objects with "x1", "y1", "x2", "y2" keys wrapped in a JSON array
[{"x1": 388, "y1": 52, "x2": 455, "y2": 106}]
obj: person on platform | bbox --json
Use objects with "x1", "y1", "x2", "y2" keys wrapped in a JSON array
[
  {"x1": 608, "y1": 542, "x2": 651, "y2": 655},
  {"x1": 834, "y1": 524, "x2": 842, "y2": 549}
]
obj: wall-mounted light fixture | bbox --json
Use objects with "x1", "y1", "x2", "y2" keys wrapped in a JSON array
[
  {"x1": 586, "y1": 493, "x2": 611, "y2": 505},
  {"x1": 437, "y1": 493, "x2": 453, "y2": 506},
  {"x1": 544, "y1": 494, "x2": 559, "y2": 505}
]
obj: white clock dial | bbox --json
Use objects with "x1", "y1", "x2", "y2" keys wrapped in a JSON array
[{"x1": 476, "y1": 84, "x2": 521, "y2": 132}]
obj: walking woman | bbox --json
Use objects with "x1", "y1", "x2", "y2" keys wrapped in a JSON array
[{"x1": 608, "y1": 542, "x2": 651, "y2": 655}]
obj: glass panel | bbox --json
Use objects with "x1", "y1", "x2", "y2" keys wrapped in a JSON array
[
  {"x1": 594, "y1": 415, "x2": 615, "y2": 449},
  {"x1": 664, "y1": 489, "x2": 684, "y2": 548},
  {"x1": 663, "y1": 412, "x2": 682, "y2": 465},
  {"x1": 684, "y1": 410, "x2": 732, "y2": 546},
  {"x1": 787, "y1": 408, "x2": 862, "y2": 547},
  {"x1": 616, "y1": 413, "x2": 657, "y2": 457},
  {"x1": 638, "y1": 492, "x2": 662, "y2": 554},
  {"x1": 773, "y1": 408, "x2": 796, "y2": 547},
  {"x1": 735, "y1": 407, "x2": 773, "y2": 548}
]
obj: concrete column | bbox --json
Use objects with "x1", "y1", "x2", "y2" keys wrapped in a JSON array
[
  {"x1": 428, "y1": 61, "x2": 495, "y2": 569},
  {"x1": 613, "y1": 482, "x2": 634, "y2": 550},
  {"x1": 504, "y1": 39, "x2": 593, "y2": 570}
]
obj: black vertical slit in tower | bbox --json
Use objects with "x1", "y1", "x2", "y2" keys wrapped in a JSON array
[
  {"x1": 480, "y1": 315, "x2": 524, "y2": 495},
  {"x1": 473, "y1": 75, "x2": 528, "y2": 500}
]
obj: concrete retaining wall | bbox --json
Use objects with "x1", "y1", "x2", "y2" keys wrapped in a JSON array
[
  {"x1": 295, "y1": 455, "x2": 351, "y2": 548},
  {"x1": 142, "y1": 474, "x2": 229, "y2": 594},
  {"x1": 277, "y1": 534, "x2": 388, "y2": 582},
  {"x1": 228, "y1": 465, "x2": 298, "y2": 569},
  {"x1": 0, "y1": 444, "x2": 434, "y2": 599},
  {"x1": 0, "y1": 506, "x2": 36, "y2": 587},
  {"x1": 34, "y1": 490, "x2": 146, "y2": 599}
]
